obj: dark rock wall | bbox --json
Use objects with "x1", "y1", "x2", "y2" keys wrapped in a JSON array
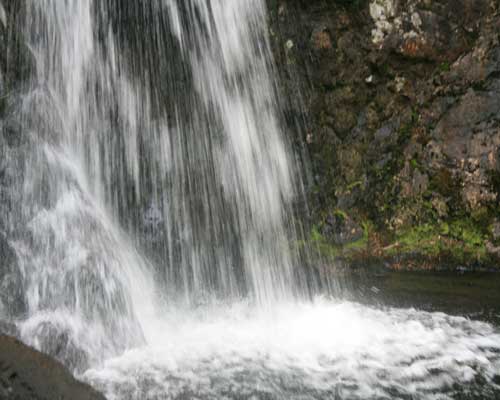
[
  {"x1": 268, "y1": 0, "x2": 500, "y2": 269},
  {"x1": 0, "y1": 335, "x2": 106, "y2": 400}
]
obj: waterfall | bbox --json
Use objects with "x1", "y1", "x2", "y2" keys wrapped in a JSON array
[
  {"x1": 9, "y1": 0, "x2": 160, "y2": 370},
  {"x1": 163, "y1": 0, "x2": 300, "y2": 305},
  {"x1": 3, "y1": 0, "x2": 310, "y2": 371},
  {"x1": 2, "y1": 1, "x2": 500, "y2": 399}
]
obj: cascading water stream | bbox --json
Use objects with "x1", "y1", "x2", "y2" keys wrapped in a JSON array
[
  {"x1": 13, "y1": 0, "x2": 158, "y2": 369},
  {"x1": 1, "y1": 0, "x2": 499, "y2": 399},
  {"x1": 10, "y1": 0, "x2": 310, "y2": 369}
]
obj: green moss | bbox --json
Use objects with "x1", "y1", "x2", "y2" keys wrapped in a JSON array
[
  {"x1": 409, "y1": 155, "x2": 427, "y2": 174},
  {"x1": 471, "y1": 207, "x2": 490, "y2": 226},
  {"x1": 309, "y1": 219, "x2": 370, "y2": 260},
  {"x1": 439, "y1": 62, "x2": 450, "y2": 72},
  {"x1": 310, "y1": 225, "x2": 341, "y2": 258},
  {"x1": 346, "y1": 180, "x2": 363, "y2": 192},
  {"x1": 398, "y1": 123, "x2": 412, "y2": 144},
  {"x1": 389, "y1": 224, "x2": 442, "y2": 256},
  {"x1": 448, "y1": 220, "x2": 487, "y2": 258},
  {"x1": 311, "y1": 225, "x2": 323, "y2": 243},
  {"x1": 344, "y1": 221, "x2": 370, "y2": 251},
  {"x1": 388, "y1": 218, "x2": 488, "y2": 261},
  {"x1": 333, "y1": 209, "x2": 348, "y2": 221}
]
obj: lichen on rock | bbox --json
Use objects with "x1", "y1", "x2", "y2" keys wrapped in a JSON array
[
  {"x1": 369, "y1": 0, "x2": 397, "y2": 45},
  {"x1": 268, "y1": 0, "x2": 500, "y2": 270}
]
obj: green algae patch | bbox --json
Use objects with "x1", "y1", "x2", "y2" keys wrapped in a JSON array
[
  {"x1": 304, "y1": 213, "x2": 496, "y2": 270},
  {"x1": 385, "y1": 219, "x2": 489, "y2": 264},
  {"x1": 308, "y1": 219, "x2": 370, "y2": 261}
]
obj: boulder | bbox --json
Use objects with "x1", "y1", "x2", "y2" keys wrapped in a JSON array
[
  {"x1": 0, "y1": 335, "x2": 106, "y2": 400},
  {"x1": 322, "y1": 212, "x2": 364, "y2": 246},
  {"x1": 0, "y1": 320, "x2": 17, "y2": 336}
]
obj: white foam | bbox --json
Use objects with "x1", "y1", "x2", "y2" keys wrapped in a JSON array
[{"x1": 85, "y1": 299, "x2": 500, "y2": 399}]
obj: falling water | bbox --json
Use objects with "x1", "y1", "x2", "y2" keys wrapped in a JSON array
[
  {"x1": 1, "y1": 0, "x2": 500, "y2": 398},
  {"x1": 6, "y1": 0, "x2": 308, "y2": 368},
  {"x1": 24, "y1": 0, "x2": 305, "y2": 306},
  {"x1": 12, "y1": 0, "x2": 159, "y2": 369}
]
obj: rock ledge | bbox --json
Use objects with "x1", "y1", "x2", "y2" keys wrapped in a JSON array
[{"x1": 0, "y1": 335, "x2": 106, "y2": 400}]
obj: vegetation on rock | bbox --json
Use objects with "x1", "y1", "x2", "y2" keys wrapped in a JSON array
[{"x1": 269, "y1": 0, "x2": 500, "y2": 270}]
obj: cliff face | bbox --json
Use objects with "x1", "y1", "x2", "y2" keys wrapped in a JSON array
[{"x1": 268, "y1": 0, "x2": 500, "y2": 269}]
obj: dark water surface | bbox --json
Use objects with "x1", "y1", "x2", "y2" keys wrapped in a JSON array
[{"x1": 351, "y1": 270, "x2": 500, "y2": 326}]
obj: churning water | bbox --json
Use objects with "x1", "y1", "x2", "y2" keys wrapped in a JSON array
[
  {"x1": 84, "y1": 300, "x2": 500, "y2": 399},
  {"x1": 2, "y1": 0, "x2": 499, "y2": 398}
]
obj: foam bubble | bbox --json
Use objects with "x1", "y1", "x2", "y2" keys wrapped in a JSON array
[{"x1": 84, "y1": 299, "x2": 500, "y2": 399}]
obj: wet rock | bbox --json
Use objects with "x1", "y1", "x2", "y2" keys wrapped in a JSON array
[
  {"x1": 29, "y1": 322, "x2": 90, "y2": 373},
  {"x1": 369, "y1": 0, "x2": 396, "y2": 46},
  {"x1": 0, "y1": 233, "x2": 26, "y2": 318},
  {"x1": 430, "y1": 87, "x2": 500, "y2": 208},
  {"x1": 411, "y1": 169, "x2": 429, "y2": 196},
  {"x1": 0, "y1": 320, "x2": 18, "y2": 336},
  {"x1": 268, "y1": 0, "x2": 500, "y2": 268},
  {"x1": 0, "y1": 335, "x2": 106, "y2": 400},
  {"x1": 491, "y1": 220, "x2": 500, "y2": 241},
  {"x1": 433, "y1": 90, "x2": 500, "y2": 157},
  {"x1": 374, "y1": 124, "x2": 394, "y2": 141},
  {"x1": 323, "y1": 212, "x2": 364, "y2": 246},
  {"x1": 369, "y1": 0, "x2": 488, "y2": 61},
  {"x1": 431, "y1": 196, "x2": 449, "y2": 219},
  {"x1": 311, "y1": 27, "x2": 333, "y2": 51},
  {"x1": 486, "y1": 242, "x2": 500, "y2": 258},
  {"x1": 331, "y1": 107, "x2": 357, "y2": 138}
]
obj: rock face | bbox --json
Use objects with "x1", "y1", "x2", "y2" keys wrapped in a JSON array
[
  {"x1": 0, "y1": 335, "x2": 106, "y2": 400},
  {"x1": 268, "y1": 0, "x2": 500, "y2": 269}
]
